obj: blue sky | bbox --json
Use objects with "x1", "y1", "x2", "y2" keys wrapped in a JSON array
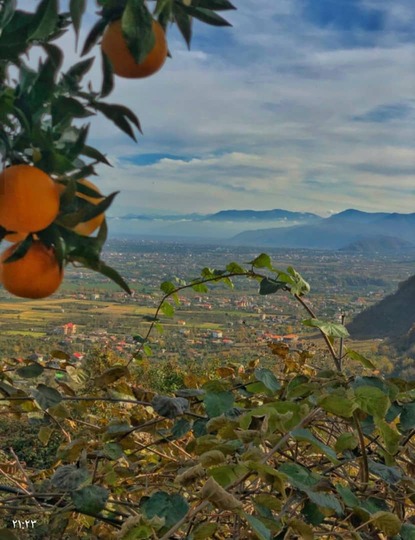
[{"x1": 19, "y1": 1, "x2": 415, "y2": 217}]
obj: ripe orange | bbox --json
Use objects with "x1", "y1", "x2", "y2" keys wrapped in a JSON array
[
  {"x1": 0, "y1": 165, "x2": 60, "y2": 234},
  {"x1": 0, "y1": 241, "x2": 63, "y2": 299},
  {"x1": 101, "y1": 19, "x2": 167, "y2": 79}
]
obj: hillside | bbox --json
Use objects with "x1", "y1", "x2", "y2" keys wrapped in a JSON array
[
  {"x1": 340, "y1": 235, "x2": 414, "y2": 253},
  {"x1": 347, "y1": 274, "x2": 415, "y2": 339}
]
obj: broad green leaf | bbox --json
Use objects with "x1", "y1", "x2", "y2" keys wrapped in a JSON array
[
  {"x1": 305, "y1": 490, "x2": 343, "y2": 514},
  {"x1": 160, "y1": 300, "x2": 175, "y2": 317},
  {"x1": 160, "y1": 280, "x2": 176, "y2": 294},
  {"x1": 368, "y1": 459, "x2": 402, "y2": 484},
  {"x1": 31, "y1": 384, "x2": 62, "y2": 409},
  {"x1": 302, "y1": 501, "x2": 325, "y2": 526},
  {"x1": 278, "y1": 463, "x2": 321, "y2": 490},
  {"x1": 141, "y1": 491, "x2": 189, "y2": 531},
  {"x1": 151, "y1": 395, "x2": 189, "y2": 418},
  {"x1": 226, "y1": 261, "x2": 245, "y2": 273},
  {"x1": 334, "y1": 432, "x2": 358, "y2": 453},
  {"x1": 243, "y1": 512, "x2": 272, "y2": 540},
  {"x1": 401, "y1": 523, "x2": 415, "y2": 540},
  {"x1": 16, "y1": 363, "x2": 44, "y2": 378},
  {"x1": 345, "y1": 349, "x2": 376, "y2": 370},
  {"x1": 71, "y1": 485, "x2": 109, "y2": 514},
  {"x1": 302, "y1": 318, "x2": 349, "y2": 338},
  {"x1": 375, "y1": 418, "x2": 400, "y2": 455},
  {"x1": 204, "y1": 391, "x2": 234, "y2": 417},
  {"x1": 193, "y1": 522, "x2": 218, "y2": 540},
  {"x1": 372, "y1": 511, "x2": 401, "y2": 536},
  {"x1": 254, "y1": 368, "x2": 281, "y2": 393},
  {"x1": 318, "y1": 390, "x2": 357, "y2": 418},
  {"x1": 209, "y1": 463, "x2": 247, "y2": 487},
  {"x1": 171, "y1": 418, "x2": 191, "y2": 439},
  {"x1": 288, "y1": 518, "x2": 314, "y2": 540},
  {"x1": 335, "y1": 484, "x2": 359, "y2": 508},
  {"x1": 38, "y1": 426, "x2": 53, "y2": 445},
  {"x1": 51, "y1": 465, "x2": 90, "y2": 490},
  {"x1": 94, "y1": 366, "x2": 129, "y2": 386},
  {"x1": 400, "y1": 402, "x2": 415, "y2": 431},
  {"x1": 292, "y1": 428, "x2": 339, "y2": 462},
  {"x1": 259, "y1": 277, "x2": 286, "y2": 295},
  {"x1": 248, "y1": 253, "x2": 272, "y2": 270},
  {"x1": 102, "y1": 442, "x2": 124, "y2": 460},
  {"x1": 354, "y1": 386, "x2": 390, "y2": 418}
]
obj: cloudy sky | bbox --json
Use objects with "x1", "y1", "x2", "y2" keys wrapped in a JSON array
[{"x1": 20, "y1": 1, "x2": 415, "y2": 218}]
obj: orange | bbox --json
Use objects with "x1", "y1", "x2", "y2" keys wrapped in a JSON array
[
  {"x1": 0, "y1": 164, "x2": 60, "y2": 234},
  {"x1": 0, "y1": 241, "x2": 63, "y2": 299},
  {"x1": 57, "y1": 179, "x2": 105, "y2": 236},
  {"x1": 101, "y1": 19, "x2": 167, "y2": 79}
]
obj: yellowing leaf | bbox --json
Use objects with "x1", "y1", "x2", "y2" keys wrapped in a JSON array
[{"x1": 372, "y1": 511, "x2": 401, "y2": 536}]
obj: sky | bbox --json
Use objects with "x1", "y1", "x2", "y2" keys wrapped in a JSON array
[{"x1": 17, "y1": 1, "x2": 415, "y2": 218}]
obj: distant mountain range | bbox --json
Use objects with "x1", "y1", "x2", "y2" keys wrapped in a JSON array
[
  {"x1": 111, "y1": 208, "x2": 415, "y2": 250},
  {"x1": 119, "y1": 209, "x2": 320, "y2": 223},
  {"x1": 231, "y1": 209, "x2": 415, "y2": 251}
]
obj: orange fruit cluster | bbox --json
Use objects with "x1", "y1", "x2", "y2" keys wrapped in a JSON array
[
  {"x1": 101, "y1": 19, "x2": 167, "y2": 79},
  {"x1": 0, "y1": 165, "x2": 106, "y2": 299}
]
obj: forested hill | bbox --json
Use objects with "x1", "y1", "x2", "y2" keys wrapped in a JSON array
[{"x1": 347, "y1": 274, "x2": 415, "y2": 339}]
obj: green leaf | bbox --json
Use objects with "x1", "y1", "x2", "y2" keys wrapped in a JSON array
[
  {"x1": 372, "y1": 511, "x2": 401, "y2": 536},
  {"x1": 254, "y1": 368, "x2": 281, "y2": 393},
  {"x1": 302, "y1": 501, "x2": 325, "y2": 526},
  {"x1": 193, "y1": 522, "x2": 218, "y2": 540},
  {"x1": 81, "y1": 17, "x2": 107, "y2": 56},
  {"x1": 192, "y1": 282, "x2": 209, "y2": 293},
  {"x1": 71, "y1": 485, "x2": 109, "y2": 514},
  {"x1": 70, "y1": 0, "x2": 86, "y2": 48},
  {"x1": 102, "y1": 442, "x2": 124, "y2": 460},
  {"x1": 151, "y1": 395, "x2": 189, "y2": 418},
  {"x1": 345, "y1": 349, "x2": 376, "y2": 370},
  {"x1": 38, "y1": 426, "x2": 53, "y2": 445},
  {"x1": 29, "y1": 0, "x2": 59, "y2": 40},
  {"x1": 302, "y1": 318, "x2": 349, "y2": 338},
  {"x1": 81, "y1": 259, "x2": 131, "y2": 295},
  {"x1": 194, "y1": 0, "x2": 236, "y2": 9},
  {"x1": 259, "y1": 277, "x2": 286, "y2": 295},
  {"x1": 160, "y1": 281, "x2": 176, "y2": 294},
  {"x1": 51, "y1": 464, "x2": 90, "y2": 490},
  {"x1": 399, "y1": 402, "x2": 415, "y2": 431},
  {"x1": 141, "y1": 491, "x2": 189, "y2": 531},
  {"x1": 318, "y1": 389, "x2": 357, "y2": 418},
  {"x1": 243, "y1": 513, "x2": 272, "y2": 540},
  {"x1": 172, "y1": 1, "x2": 193, "y2": 48},
  {"x1": 401, "y1": 523, "x2": 415, "y2": 540},
  {"x1": 100, "y1": 48, "x2": 114, "y2": 98},
  {"x1": 278, "y1": 463, "x2": 321, "y2": 490},
  {"x1": 122, "y1": 0, "x2": 155, "y2": 63},
  {"x1": 81, "y1": 145, "x2": 112, "y2": 166},
  {"x1": 94, "y1": 366, "x2": 129, "y2": 386},
  {"x1": 172, "y1": 418, "x2": 191, "y2": 439},
  {"x1": 249, "y1": 253, "x2": 272, "y2": 270},
  {"x1": 226, "y1": 261, "x2": 245, "y2": 273},
  {"x1": 160, "y1": 300, "x2": 175, "y2": 317},
  {"x1": 32, "y1": 384, "x2": 62, "y2": 410},
  {"x1": 335, "y1": 484, "x2": 360, "y2": 508},
  {"x1": 181, "y1": 5, "x2": 232, "y2": 26},
  {"x1": 92, "y1": 101, "x2": 142, "y2": 141},
  {"x1": 368, "y1": 459, "x2": 402, "y2": 484},
  {"x1": 334, "y1": 433, "x2": 358, "y2": 453},
  {"x1": 292, "y1": 428, "x2": 339, "y2": 462},
  {"x1": 305, "y1": 490, "x2": 343, "y2": 514},
  {"x1": 16, "y1": 363, "x2": 44, "y2": 378},
  {"x1": 374, "y1": 418, "x2": 400, "y2": 455},
  {"x1": 204, "y1": 391, "x2": 234, "y2": 417},
  {"x1": 354, "y1": 386, "x2": 390, "y2": 418}
]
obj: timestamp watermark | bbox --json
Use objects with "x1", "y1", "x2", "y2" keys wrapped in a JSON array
[{"x1": 11, "y1": 519, "x2": 38, "y2": 529}]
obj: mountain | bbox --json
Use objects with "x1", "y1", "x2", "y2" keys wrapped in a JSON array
[
  {"x1": 347, "y1": 274, "x2": 415, "y2": 339},
  {"x1": 207, "y1": 209, "x2": 319, "y2": 221},
  {"x1": 340, "y1": 235, "x2": 414, "y2": 253},
  {"x1": 231, "y1": 210, "x2": 415, "y2": 249},
  {"x1": 118, "y1": 209, "x2": 320, "y2": 222}
]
